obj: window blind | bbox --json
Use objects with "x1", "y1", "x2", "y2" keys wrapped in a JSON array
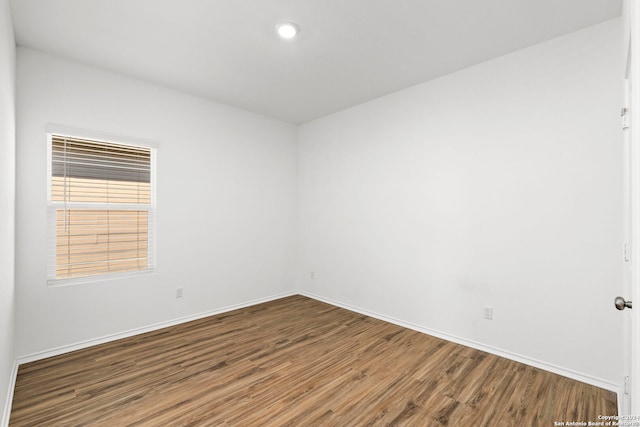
[{"x1": 47, "y1": 134, "x2": 155, "y2": 282}]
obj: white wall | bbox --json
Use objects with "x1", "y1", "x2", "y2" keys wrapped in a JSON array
[
  {"x1": 15, "y1": 48, "x2": 298, "y2": 357},
  {"x1": 298, "y1": 19, "x2": 623, "y2": 387},
  {"x1": 0, "y1": 0, "x2": 15, "y2": 423}
]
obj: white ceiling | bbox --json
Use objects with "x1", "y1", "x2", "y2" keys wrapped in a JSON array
[{"x1": 10, "y1": 0, "x2": 622, "y2": 124}]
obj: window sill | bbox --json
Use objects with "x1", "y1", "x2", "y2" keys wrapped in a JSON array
[{"x1": 47, "y1": 269, "x2": 157, "y2": 287}]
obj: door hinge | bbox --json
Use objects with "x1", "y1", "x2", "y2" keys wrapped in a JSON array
[
  {"x1": 624, "y1": 242, "x2": 631, "y2": 262},
  {"x1": 622, "y1": 108, "x2": 630, "y2": 130},
  {"x1": 624, "y1": 375, "x2": 631, "y2": 395}
]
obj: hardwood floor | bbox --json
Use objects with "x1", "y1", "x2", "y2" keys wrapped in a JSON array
[{"x1": 10, "y1": 295, "x2": 617, "y2": 426}]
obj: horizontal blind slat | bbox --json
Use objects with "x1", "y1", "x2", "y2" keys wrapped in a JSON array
[{"x1": 51, "y1": 135, "x2": 151, "y2": 183}]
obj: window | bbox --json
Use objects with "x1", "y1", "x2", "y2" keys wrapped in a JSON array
[{"x1": 47, "y1": 132, "x2": 156, "y2": 284}]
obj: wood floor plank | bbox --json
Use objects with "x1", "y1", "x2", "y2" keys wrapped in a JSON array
[{"x1": 10, "y1": 295, "x2": 617, "y2": 426}]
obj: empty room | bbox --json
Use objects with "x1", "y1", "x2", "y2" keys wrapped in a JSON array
[{"x1": 1, "y1": 0, "x2": 638, "y2": 426}]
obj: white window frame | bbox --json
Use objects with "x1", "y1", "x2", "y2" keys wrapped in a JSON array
[{"x1": 46, "y1": 124, "x2": 158, "y2": 286}]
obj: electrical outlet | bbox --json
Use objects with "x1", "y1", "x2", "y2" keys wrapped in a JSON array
[
  {"x1": 310, "y1": 271, "x2": 315, "y2": 279},
  {"x1": 483, "y1": 306, "x2": 493, "y2": 320},
  {"x1": 176, "y1": 287, "x2": 183, "y2": 298}
]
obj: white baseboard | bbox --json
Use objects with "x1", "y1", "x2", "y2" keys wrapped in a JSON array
[
  {"x1": 1, "y1": 360, "x2": 18, "y2": 427},
  {"x1": 299, "y1": 291, "x2": 621, "y2": 396},
  {"x1": 17, "y1": 291, "x2": 297, "y2": 365}
]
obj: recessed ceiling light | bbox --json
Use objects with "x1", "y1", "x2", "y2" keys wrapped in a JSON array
[{"x1": 277, "y1": 22, "x2": 299, "y2": 40}]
